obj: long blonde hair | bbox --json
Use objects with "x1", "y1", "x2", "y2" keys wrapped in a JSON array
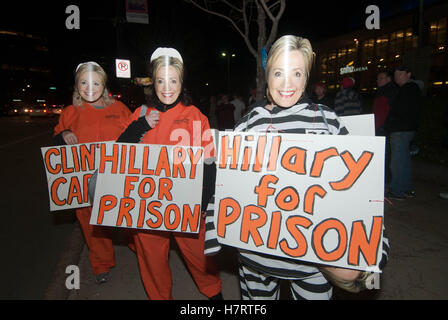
[{"x1": 72, "y1": 63, "x2": 114, "y2": 107}]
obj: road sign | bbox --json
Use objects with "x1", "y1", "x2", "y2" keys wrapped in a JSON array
[{"x1": 115, "y1": 59, "x2": 131, "y2": 78}]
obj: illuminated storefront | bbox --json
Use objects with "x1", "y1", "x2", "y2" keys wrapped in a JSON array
[{"x1": 312, "y1": 1, "x2": 447, "y2": 95}]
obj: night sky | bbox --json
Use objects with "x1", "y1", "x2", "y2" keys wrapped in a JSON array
[{"x1": 0, "y1": 0, "x2": 438, "y2": 102}]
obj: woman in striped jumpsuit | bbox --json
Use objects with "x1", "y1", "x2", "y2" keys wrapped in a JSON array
[{"x1": 205, "y1": 35, "x2": 389, "y2": 300}]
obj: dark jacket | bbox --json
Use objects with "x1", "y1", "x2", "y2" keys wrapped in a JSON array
[
  {"x1": 373, "y1": 81, "x2": 398, "y2": 131},
  {"x1": 386, "y1": 80, "x2": 422, "y2": 132},
  {"x1": 313, "y1": 94, "x2": 334, "y2": 110}
]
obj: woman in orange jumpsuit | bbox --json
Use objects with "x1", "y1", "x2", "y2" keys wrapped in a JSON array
[
  {"x1": 117, "y1": 48, "x2": 222, "y2": 300},
  {"x1": 54, "y1": 62, "x2": 132, "y2": 284}
]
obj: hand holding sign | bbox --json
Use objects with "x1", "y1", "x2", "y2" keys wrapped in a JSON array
[
  {"x1": 62, "y1": 130, "x2": 78, "y2": 145},
  {"x1": 214, "y1": 132, "x2": 385, "y2": 272},
  {"x1": 145, "y1": 110, "x2": 160, "y2": 128}
]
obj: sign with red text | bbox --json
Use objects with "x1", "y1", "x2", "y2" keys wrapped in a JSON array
[
  {"x1": 214, "y1": 132, "x2": 385, "y2": 272},
  {"x1": 41, "y1": 143, "x2": 99, "y2": 211},
  {"x1": 89, "y1": 142, "x2": 204, "y2": 234}
]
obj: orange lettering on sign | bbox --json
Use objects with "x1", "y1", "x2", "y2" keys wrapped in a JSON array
[
  {"x1": 99, "y1": 143, "x2": 119, "y2": 174},
  {"x1": 280, "y1": 147, "x2": 307, "y2": 175},
  {"x1": 310, "y1": 147, "x2": 339, "y2": 177},
  {"x1": 117, "y1": 198, "x2": 134, "y2": 227},
  {"x1": 181, "y1": 204, "x2": 201, "y2": 232},
  {"x1": 279, "y1": 216, "x2": 312, "y2": 257},
  {"x1": 348, "y1": 216, "x2": 382, "y2": 266},
  {"x1": 240, "y1": 205, "x2": 267, "y2": 247},
  {"x1": 312, "y1": 218, "x2": 347, "y2": 262},
  {"x1": 330, "y1": 151, "x2": 373, "y2": 190},
  {"x1": 303, "y1": 185, "x2": 327, "y2": 215},
  {"x1": 51, "y1": 177, "x2": 66, "y2": 206},
  {"x1": 97, "y1": 195, "x2": 118, "y2": 224},
  {"x1": 217, "y1": 198, "x2": 241, "y2": 238},
  {"x1": 45, "y1": 148, "x2": 61, "y2": 174}
]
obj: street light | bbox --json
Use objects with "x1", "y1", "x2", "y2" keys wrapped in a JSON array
[{"x1": 221, "y1": 51, "x2": 236, "y2": 94}]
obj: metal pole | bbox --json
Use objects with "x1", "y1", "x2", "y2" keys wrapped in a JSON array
[{"x1": 227, "y1": 56, "x2": 231, "y2": 94}]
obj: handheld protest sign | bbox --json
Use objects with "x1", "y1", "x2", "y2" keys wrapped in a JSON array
[
  {"x1": 340, "y1": 114, "x2": 375, "y2": 136},
  {"x1": 213, "y1": 132, "x2": 385, "y2": 272},
  {"x1": 89, "y1": 142, "x2": 204, "y2": 233},
  {"x1": 41, "y1": 143, "x2": 99, "y2": 211}
]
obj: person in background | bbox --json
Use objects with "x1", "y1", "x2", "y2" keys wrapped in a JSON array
[
  {"x1": 373, "y1": 70, "x2": 398, "y2": 185},
  {"x1": 117, "y1": 47, "x2": 223, "y2": 300},
  {"x1": 204, "y1": 35, "x2": 389, "y2": 300},
  {"x1": 385, "y1": 65, "x2": 422, "y2": 200},
  {"x1": 230, "y1": 93, "x2": 246, "y2": 124},
  {"x1": 312, "y1": 82, "x2": 333, "y2": 109},
  {"x1": 208, "y1": 95, "x2": 218, "y2": 129},
  {"x1": 216, "y1": 93, "x2": 235, "y2": 130},
  {"x1": 334, "y1": 77, "x2": 362, "y2": 116},
  {"x1": 53, "y1": 61, "x2": 132, "y2": 284},
  {"x1": 373, "y1": 71, "x2": 398, "y2": 136}
]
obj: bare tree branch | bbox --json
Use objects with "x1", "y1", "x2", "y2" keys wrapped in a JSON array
[
  {"x1": 189, "y1": 0, "x2": 246, "y2": 40},
  {"x1": 262, "y1": 0, "x2": 286, "y2": 47},
  {"x1": 222, "y1": 0, "x2": 243, "y2": 13},
  {"x1": 188, "y1": 0, "x2": 287, "y2": 99},
  {"x1": 189, "y1": 0, "x2": 257, "y2": 57},
  {"x1": 268, "y1": 0, "x2": 281, "y2": 11}
]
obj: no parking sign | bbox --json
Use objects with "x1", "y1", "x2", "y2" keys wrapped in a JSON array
[{"x1": 115, "y1": 59, "x2": 131, "y2": 78}]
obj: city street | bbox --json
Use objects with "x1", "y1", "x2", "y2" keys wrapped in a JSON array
[
  {"x1": 1, "y1": 114, "x2": 447, "y2": 300},
  {"x1": 0, "y1": 115, "x2": 76, "y2": 299}
]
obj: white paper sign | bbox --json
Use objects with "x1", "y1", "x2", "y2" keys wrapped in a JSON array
[
  {"x1": 89, "y1": 142, "x2": 204, "y2": 233},
  {"x1": 340, "y1": 114, "x2": 375, "y2": 136},
  {"x1": 115, "y1": 59, "x2": 131, "y2": 78},
  {"x1": 214, "y1": 132, "x2": 385, "y2": 272},
  {"x1": 41, "y1": 143, "x2": 99, "y2": 211}
]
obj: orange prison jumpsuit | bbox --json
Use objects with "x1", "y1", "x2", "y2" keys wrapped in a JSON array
[
  {"x1": 131, "y1": 102, "x2": 222, "y2": 300},
  {"x1": 54, "y1": 101, "x2": 132, "y2": 275}
]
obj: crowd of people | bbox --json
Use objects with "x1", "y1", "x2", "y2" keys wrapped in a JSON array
[
  {"x1": 51, "y1": 32, "x2": 446, "y2": 301},
  {"x1": 309, "y1": 66, "x2": 448, "y2": 201}
]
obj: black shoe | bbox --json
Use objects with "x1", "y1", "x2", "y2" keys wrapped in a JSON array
[
  {"x1": 95, "y1": 272, "x2": 109, "y2": 284},
  {"x1": 386, "y1": 192, "x2": 406, "y2": 201},
  {"x1": 209, "y1": 292, "x2": 223, "y2": 300},
  {"x1": 404, "y1": 190, "x2": 416, "y2": 198}
]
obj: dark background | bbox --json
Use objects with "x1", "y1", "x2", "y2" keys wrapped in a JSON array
[{"x1": 0, "y1": 0, "x2": 440, "y2": 107}]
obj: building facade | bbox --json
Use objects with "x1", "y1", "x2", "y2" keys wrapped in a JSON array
[
  {"x1": 0, "y1": 29, "x2": 56, "y2": 110},
  {"x1": 312, "y1": 1, "x2": 448, "y2": 96}
]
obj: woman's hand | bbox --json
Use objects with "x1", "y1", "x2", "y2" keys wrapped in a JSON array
[
  {"x1": 145, "y1": 110, "x2": 160, "y2": 128},
  {"x1": 62, "y1": 130, "x2": 78, "y2": 145}
]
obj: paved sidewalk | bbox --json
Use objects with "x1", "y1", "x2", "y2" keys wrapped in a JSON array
[{"x1": 48, "y1": 159, "x2": 448, "y2": 300}]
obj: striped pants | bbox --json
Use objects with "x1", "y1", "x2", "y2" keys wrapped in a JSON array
[{"x1": 239, "y1": 264, "x2": 333, "y2": 300}]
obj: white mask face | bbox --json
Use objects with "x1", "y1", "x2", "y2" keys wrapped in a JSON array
[
  {"x1": 155, "y1": 64, "x2": 181, "y2": 105},
  {"x1": 268, "y1": 49, "x2": 306, "y2": 108},
  {"x1": 77, "y1": 71, "x2": 104, "y2": 103}
]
